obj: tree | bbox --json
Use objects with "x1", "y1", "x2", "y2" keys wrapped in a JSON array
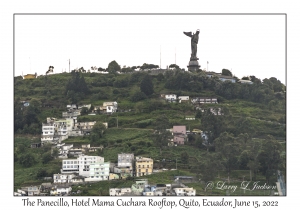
[
  {"x1": 198, "y1": 153, "x2": 223, "y2": 184},
  {"x1": 90, "y1": 122, "x2": 107, "y2": 143},
  {"x1": 153, "y1": 130, "x2": 172, "y2": 155},
  {"x1": 130, "y1": 91, "x2": 147, "y2": 102},
  {"x1": 36, "y1": 168, "x2": 48, "y2": 179},
  {"x1": 52, "y1": 148, "x2": 59, "y2": 159},
  {"x1": 180, "y1": 152, "x2": 189, "y2": 164},
  {"x1": 19, "y1": 153, "x2": 36, "y2": 167},
  {"x1": 221, "y1": 69, "x2": 232, "y2": 77},
  {"x1": 42, "y1": 151, "x2": 53, "y2": 164},
  {"x1": 140, "y1": 75, "x2": 154, "y2": 96},
  {"x1": 81, "y1": 107, "x2": 89, "y2": 115},
  {"x1": 214, "y1": 132, "x2": 242, "y2": 183},
  {"x1": 258, "y1": 135, "x2": 282, "y2": 183},
  {"x1": 107, "y1": 60, "x2": 121, "y2": 74},
  {"x1": 169, "y1": 64, "x2": 180, "y2": 69}
]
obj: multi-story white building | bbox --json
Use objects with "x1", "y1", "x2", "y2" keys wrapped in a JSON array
[
  {"x1": 41, "y1": 122, "x2": 55, "y2": 143},
  {"x1": 118, "y1": 153, "x2": 134, "y2": 168},
  {"x1": 61, "y1": 155, "x2": 109, "y2": 180},
  {"x1": 85, "y1": 162, "x2": 110, "y2": 181}
]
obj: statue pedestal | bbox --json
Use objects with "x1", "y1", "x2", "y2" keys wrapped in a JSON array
[{"x1": 187, "y1": 60, "x2": 200, "y2": 72}]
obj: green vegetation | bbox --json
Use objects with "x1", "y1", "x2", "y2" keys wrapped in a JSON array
[{"x1": 14, "y1": 66, "x2": 286, "y2": 195}]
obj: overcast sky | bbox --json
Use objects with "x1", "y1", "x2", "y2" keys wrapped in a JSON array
[{"x1": 15, "y1": 14, "x2": 285, "y2": 84}]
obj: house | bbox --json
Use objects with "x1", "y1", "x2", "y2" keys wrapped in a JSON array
[
  {"x1": 178, "y1": 96, "x2": 189, "y2": 103},
  {"x1": 14, "y1": 189, "x2": 27, "y2": 196},
  {"x1": 172, "y1": 126, "x2": 187, "y2": 145},
  {"x1": 68, "y1": 148, "x2": 83, "y2": 157},
  {"x1": 110, "y1": 188, "x2": 132, "y2": 196},
  {"x1": 73, "y1": 121, "x2": 96, "y2": 135},
  {"x1": 23, "y1": 73, "x2": 37, "y2": 79},
  {"x1": 164, "y1": 94, "x2": 177, "y2": 102},
  {"x1": 204, "y1": 71, "x2": 236, "y2": 83},
  {"x1": 131, "y1": 179, "x2": 148, "y2": 195},
  {"x1": 173, "y1": 187, "x2": 196, "y2": 196},
  {"x1": 191, "y1": 97, "x2": 218, "y2": 104},
  {"x1": 218, "y1": 75, "x2": 236, "y2": 83},
  {"x1": 66, "y1": 104, "x2": 77, "y2": 110},
  {"x1": 173, "y1": 136, "x2": 185, "y2": 145},
  {"x1": 53, "y1": 174, "x2": 75, "y2": 183},
  {"x1": 23, "y1": 102, "x2": 30, "y2": 107},
  {"x1": 50, "y1": 186, "x2": 72, "y2": 196},
  {"x1": 118, "y1": 153, "x2": 134, "y2": 168},
  {"x1": 103, "y1": 101, "x2": 118, "y2": 113},
  {"x1": 62, "y1": 110, "x2": 81, "y2": 118},
  {"x1": 31, "y1": 142, "x2": 41, "y2": 148},
  {"x1": 135, "y1": 157, "x2": 153, "y2": 177},
  {"x1": 27, "y1": 186, "x2": 40, "y2": 196},
  {"x1": 78, "y1": 104, "x2": 91, "y2": 110},
  {"x1": 238, "y1": 79, "x2": 253, "y2": 84},
  {"x1": 41, "y1": 122, "x2": 55, "y2": 143}
]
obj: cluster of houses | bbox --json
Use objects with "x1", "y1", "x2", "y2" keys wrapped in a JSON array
[
  {"x1": 14, "y1": 153, "x2": 156, "y2": 196},
  {"x1": 41, "y1": 102, "x2": 115, "y2": 144},
  {"x1": 205, "y1": 71, "x2": 254, "y2": 84},
  {"x1": 161, "y1": 94, "x2": 218, "y2": 105},
  {"x1": 51, "y1": 143, "x2": 103, "y2": 159},
  {"x1": 110, "y1": 178, "x2": 196, "y2": 196},
  {"x1": 167, "y1": 125, "x2": 208, "y2": 146}
]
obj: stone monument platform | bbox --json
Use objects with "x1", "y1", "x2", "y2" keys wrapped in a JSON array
[{"x1": 187, "y1": 60, "x2": 200, "y2": 71}]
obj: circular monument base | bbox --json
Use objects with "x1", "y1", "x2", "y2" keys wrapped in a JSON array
[{"x1": 187, "y1": 60, "x2": 200, "y2": 72}]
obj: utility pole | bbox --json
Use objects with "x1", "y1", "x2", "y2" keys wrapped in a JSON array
[
  {"x1": 175, "y1": 47, "x2": 176, "y2": 65},
  {"x1": 69, "y1": 59, "x2": 70, "y2": 73},
  {"x1": 117, "y1": 115, "x2": 118, "y2": 128}
]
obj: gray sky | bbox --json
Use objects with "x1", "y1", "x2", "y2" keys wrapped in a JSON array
[{"x1": 15, "y1": 14, "x2": 286, "y2": 84}]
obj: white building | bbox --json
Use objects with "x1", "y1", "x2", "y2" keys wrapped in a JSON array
[
  {"x1": 110, "y1": 188, "x2": 132, "y2": 196},
  {"x1": 103, "y1": 101, "x2": 118, "y2": 113},
  {"x1": 85, "y1": 162, "x2": 110, "y2": 181},
  {"x1": 173, "y1": 187, "x2": 196, "y2": 196},
  {"x1": 239, "y1": 79, "x2": 253, "y2": 84},
  {"x1": 118, "y1": 153, "x2": 134, "y2": 168},
  {"x1": 50, "y1": 186, "x2": 72, "y2": 195},
  {"x1": 41, "y1": 122, "x2": 55, "y2": 143},
  {"x1": 61, "y1": 155, "x2": 108, "y2": 179},
  {"x1": 178, "y1": 96, "x2": 189, "y2": 103},
  {"x1": 53, "y1": 173, "x2": 75, "y2": 183},
  {"x1": 165, "y1": 94, "x2": 177, "y2": 102}
]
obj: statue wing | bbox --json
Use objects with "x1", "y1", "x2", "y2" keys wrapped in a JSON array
[{"x1": 183, "y1": 31, "x2": 192, "y2": 37}]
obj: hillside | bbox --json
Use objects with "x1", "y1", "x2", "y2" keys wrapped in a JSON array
[{"x1": 13, "y1": 69, "x2": 286, "y2": 194}]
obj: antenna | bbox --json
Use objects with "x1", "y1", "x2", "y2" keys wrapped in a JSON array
[
  {"x1": 160, "y1": 45, "x2": 161, "y2": 69},
  {"x1": 69, "y1": 59, "x2": 70, "y2": 73},
  {"x1": 175, "y1": 47, "x2": 176, "y2": 65}
]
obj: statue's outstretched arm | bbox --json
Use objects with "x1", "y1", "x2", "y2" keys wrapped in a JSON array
[{"x1": 183, "y1": 31, "x2": 192, "y2": 38}]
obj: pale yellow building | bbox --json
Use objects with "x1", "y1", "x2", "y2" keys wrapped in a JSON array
[
  {"x1": 135, "y1": 157, "x2": 153, "y2": 177},
  {"x1": 23, "y1": 73, "x2": 37, "y2": 79}
]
